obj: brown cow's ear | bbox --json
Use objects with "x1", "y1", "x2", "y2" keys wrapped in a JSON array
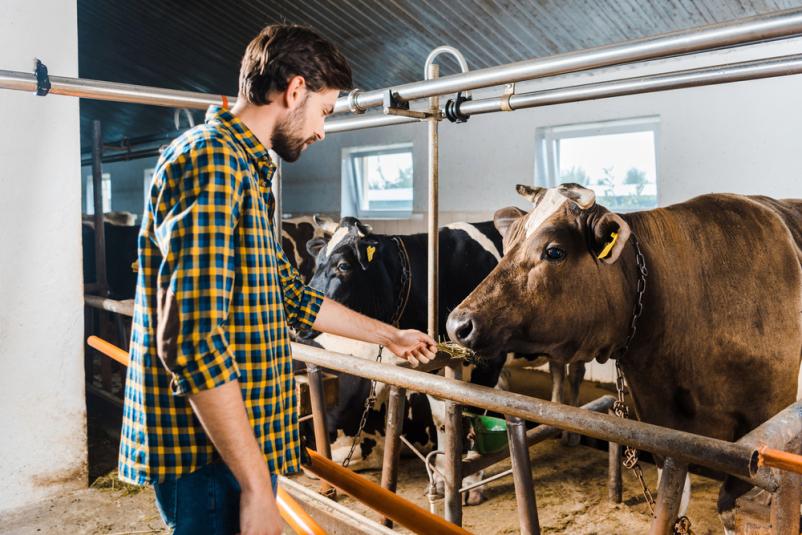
[
  {"x1": 592, "y1": 211, "x2": 631, "y2": 265},
  {"x1": 515, "y1": 184, "x2": 546, "y2": 204},
  {"x1": 558, "y1": 183, "x2": 596, "y2": 209},
  {"x1": 494, "y1": 206, "x2": 527, "y2": 239}
]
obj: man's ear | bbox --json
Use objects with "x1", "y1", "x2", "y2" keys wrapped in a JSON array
[
  {"x1": 493, "y1": 206, "x2": 527, "y2": 239},
  {"x1": 592, "y1": 211, "x2": 631, "y2": 265},
  {"x1": 306, "y1": 237, "x2": 327, "y2": 259},
  {"x1": 285, "y1": 75, "x2": 307, "y2": 109}
]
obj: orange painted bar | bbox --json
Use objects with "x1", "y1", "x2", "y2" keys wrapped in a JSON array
[
  {"x1": 304, "y1": 448, "x2": 471, "y2": 535},
  {"x1": 87, "y1": 335, "x2": 130, "y2": 366},
  {"x1": 759, "y1": 445, "x2": 802, "y2": 474},
  {"x1": 276, "y1": 486, "x2": 327, "y2": 535}
]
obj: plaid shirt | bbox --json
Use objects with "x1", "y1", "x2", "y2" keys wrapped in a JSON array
[{"x1": 119, "y1": 106, "x2": 324, "y2": 485}]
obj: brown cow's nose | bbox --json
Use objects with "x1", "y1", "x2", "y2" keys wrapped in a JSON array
[{"x1": 446, "y1": 312, "x2": 476, "y2": 347}]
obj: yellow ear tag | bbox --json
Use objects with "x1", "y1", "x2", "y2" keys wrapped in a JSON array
[
  {"x1": 366, "y1": 245, "x2": 376, "y2": 263},
  {"x1": 597, "y1": 232, "x2": 619, "y2": 260}
]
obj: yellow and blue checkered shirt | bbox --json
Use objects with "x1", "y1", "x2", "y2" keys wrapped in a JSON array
[{"x1": 119, "y1": 106, "x2": 324, "y2": 484}]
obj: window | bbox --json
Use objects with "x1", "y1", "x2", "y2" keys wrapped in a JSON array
[
  {"x1": 85, "y1": 172, "x2": 112, "y2": 214},
  {"x1": 144, "y1": 168, "x2": 155, "y2": 204},
  {"x1": 342, "y1": 143, "x2": 413, "y2": 218},
  {"x1": 536, "y1": 117, "x2": 659, "y2": 211}
]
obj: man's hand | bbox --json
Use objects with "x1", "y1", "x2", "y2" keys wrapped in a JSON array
[
  {"x1": 312, "y1": 298, "x2": 437, "y2": 367},
  {"x1": 239, "y1": 485, "x2": 282, "y2": 535},
  {"x1": 187, "y1": 381, "x2": 281, "y2": 535},
  {"x1": 385, "y1": 328, "x2": 437, "y2": 367}
]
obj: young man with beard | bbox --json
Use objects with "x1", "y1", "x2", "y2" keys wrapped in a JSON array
[{"x1": 118, "y1": 25, "x2": 436, "y2": 535}]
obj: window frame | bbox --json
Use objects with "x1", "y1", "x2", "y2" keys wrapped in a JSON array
[
  {"x1": 535, "y1": 116, "x2": 660, "y2": 210},
  {"x1": 342, "y1": 142, "x2": 414, "y2": 220}
]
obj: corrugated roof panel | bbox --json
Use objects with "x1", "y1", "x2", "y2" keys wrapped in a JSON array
[{"x1": 77, "y1": 0, "x2": 802, "y2": 151}]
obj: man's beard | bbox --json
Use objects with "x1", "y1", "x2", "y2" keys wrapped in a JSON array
[{"x1": 271, "y1": 99, "x2": 316, "y2": 163}]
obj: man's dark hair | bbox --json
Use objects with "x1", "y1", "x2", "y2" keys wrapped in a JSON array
[{"x1": 239, "y1": 24, "x2": 352, "y2": 105}]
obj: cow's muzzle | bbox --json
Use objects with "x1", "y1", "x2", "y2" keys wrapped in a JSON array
[{"x1": 446, "y1": 310, "x2": 479, "y2": 349}]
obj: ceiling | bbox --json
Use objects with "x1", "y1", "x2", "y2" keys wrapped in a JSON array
[{"x1": 78, "y1": 0, "x2": 802, "y2": 153}]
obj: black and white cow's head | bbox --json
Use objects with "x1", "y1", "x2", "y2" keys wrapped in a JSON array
[{"x1": 308, "y1": 217, "x2": 403, "y2": 324}]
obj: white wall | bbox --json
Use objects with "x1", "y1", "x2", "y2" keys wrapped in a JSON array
[{"x1": 0, "y1": 0, "x2": 86, "y2": 511}]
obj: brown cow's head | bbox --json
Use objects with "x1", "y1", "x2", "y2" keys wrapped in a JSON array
[{"x1": 446, "y1": 183, "x2": 634, "y2": 364}]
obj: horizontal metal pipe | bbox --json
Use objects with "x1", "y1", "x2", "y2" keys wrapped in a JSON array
[
  {"x1": 333, "y1": 7, "x2": 802, "y2": 114},
  {"x1": 291, "y1": 343, "x2": 772, "y2": 490},
  {"x1": 735, "y1": 400, "x2": 802, "y2": 487},
  {"x1": 80, "y1": 146, "x2": 161, "y2": 166},
  {"x1": 0, "y1": 70, "x2": 232, "y2": 109},
  {"x1": 324, "y1": 112, "x2": 419, "y2": 133},
  {"x1": 459, "y1": 53, "x2": 802, "y2": 116},
  {"x1": 84, "y1": 295, "x2": 134, "y2": 317}
]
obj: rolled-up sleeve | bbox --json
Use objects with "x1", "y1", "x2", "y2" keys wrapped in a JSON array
[
  {"x1": 275, "y1": 240, "x2": 324, "y2": 331},
  {"x1": 153, "y1": 137, "x2": 243, "y2": 396}
]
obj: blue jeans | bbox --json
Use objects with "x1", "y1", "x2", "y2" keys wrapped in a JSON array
[{"x1": 153, "y1": 462, "x2": 278, "y2": 535}]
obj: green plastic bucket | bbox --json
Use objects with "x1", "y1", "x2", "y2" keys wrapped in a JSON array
[{"x1": 470, "y1": 413, "x2": 508, "y2": 454}]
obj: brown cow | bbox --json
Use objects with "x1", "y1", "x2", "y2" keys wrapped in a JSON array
[{"x1": 447, "y1": 183, "x2": 802, "y2": 532}]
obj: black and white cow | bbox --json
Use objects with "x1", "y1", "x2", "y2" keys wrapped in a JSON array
[
  {"x1": 306, "y1": 217, "x2": 585, "y2": 504},
  {"x1": 281, "y1": 215, "x2": 337, "y2": 283}
]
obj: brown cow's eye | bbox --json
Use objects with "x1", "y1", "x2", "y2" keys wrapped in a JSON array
[
  {"x1": 337, "y1": 261, "x2": 352, "y2": 273},
  {"x1": 544, "y1": 247, "x2": 565, "y2": 261}
]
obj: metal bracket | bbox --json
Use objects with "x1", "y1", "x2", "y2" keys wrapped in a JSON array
[
  {"x1": 347, "y1": 88, "x2": 366, "y2": 114},
  {"x1": 382, "y1": 89, "x2": 431, "y2": 119},
  {"x1": 500, "y1": 82, "x2": 516, "y2": 112},
  {"x1": 34, "y1": 58, "x2": 51, "y2": 97},
  {"x1": 444, "y1": 91, "x2": 471, "y2": 123}
]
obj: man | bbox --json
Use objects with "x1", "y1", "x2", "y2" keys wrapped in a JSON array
[{"x1": 119, "y1": 24, "x2": 436, "y2": 535}]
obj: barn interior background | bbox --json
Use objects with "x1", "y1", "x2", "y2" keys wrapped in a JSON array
[{"x1": 1, "y1": 0, "x2": 802, "y2": 529}]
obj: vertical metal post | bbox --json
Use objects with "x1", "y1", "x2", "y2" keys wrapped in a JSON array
[
  {"x1": 506, "y1": 416, "x2": 540, "y2": 535},
  {"x1": 770, "y1": 435, "x2": 801, "y2": 535},
  {"x1": 650, "y1": 457, "x2": 688, "y2": 535},
  {"x1": 429, "y1": 62, "x2": 462, "y2": 525},
  {"x1": 380, "y1": 385, "x2": 407, "y2": 527},
  {"x1": 608, "y1": 410, "x2": 623, "y2": 503},
  {"x1": 443, "y1": 391, "x2": 463, "y2": 525},
  {"x1": 307, "y1": 364, "x2": 335, "y2": 497},
  {"x1": 91, "y1": 120, "x2": 108, "y2": 296},
  {"x1": 427, "y1": 63, "x2": 439, "y2": 339}
]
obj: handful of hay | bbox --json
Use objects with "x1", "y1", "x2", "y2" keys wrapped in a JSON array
[
  {"x1": 436, "y1": 340, "x2": 479, "y2": 364},
  {"x1": 90, "y1": 470, "x2": 143, "y2": 495}
]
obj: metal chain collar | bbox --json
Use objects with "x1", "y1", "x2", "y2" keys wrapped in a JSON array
[
  {"x1": 341, "y1": 237, "x2": 412, "y2": 469},
  {"x1": 611, "y1": 236, "x2": 692, "y2": 534},
  {"x1": 342, "y1": 346, "x2": 383, "y2": 468},
  {"x1": 389, "y1": 236, "x2": 412, "y2": 328}
]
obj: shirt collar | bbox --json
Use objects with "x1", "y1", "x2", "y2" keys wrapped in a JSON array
[{"x1": 205, "y1": 105, "x2": 272, "y2": 164}]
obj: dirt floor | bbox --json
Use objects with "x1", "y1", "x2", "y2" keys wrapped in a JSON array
[
  {"x1": 1, "y1": 438, "x2": 763, "y2": 535},
  {"x1": 0, "y1": 369, "x2": 772, "y2": 534},
  {"x1": 295, "y1": 439, "x2": 738, "y2": 535}
]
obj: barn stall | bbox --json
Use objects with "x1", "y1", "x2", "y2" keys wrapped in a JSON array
[{"x1": 2, "y1": 1, "x2": 802, "y2": 534}]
